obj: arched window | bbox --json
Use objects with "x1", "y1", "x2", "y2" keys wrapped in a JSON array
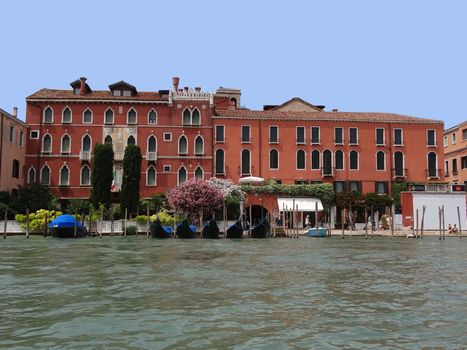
[
  {"x1": 127, "y1": 108, "x2": 137, "y2": 124},
  {"x1": 147, "y1": 166, "x2": 156, "y2": 186},
  {"x1": 43, "y1": 107, "x2": 53, "y2": 123},
  {"x1": 311, "y1": 150, "x2": 320, "y2": 170},
  {"x1": 178, "y1": 166, "x2": 187, "y2": 184},
  {"x1": 376, "y1": 151, "x2": 385, "y2": 170},
  {"x1": 28, "y1": 167, "x2": 36, "y2": 184},
  {"x1": 296, "y1": 150, "x2": 305, "y2": 170},
  {"x1": 322, "y1": 150, "x2": 332, "y2": 175},
  {"x1": 148, "y1": 110, "x2": 157, "y2": 124},
  {"x1": 61, "y1": 134, "x2": 71, "y2": 154},
  {"x1": 41, "y1": 165, "x2": 50, "y2": 185},
  {"x1": 183, "y1": 109, "x2": 191, "y2": 126},
  {"x1": 178, "y1": 135, "x2": 188, "y2": 154},
  {"x1": 127, "y1": 135, "x2": 135, "y2": 146},
  {"x1": 192, "y1": 109, "x2": 200, "y2": 125},
  {"x1": 194, "y1": 135, "x2": 204, "y2": 155},
  {"x1": 83, "y1": 108, "x2": 92, "y2": 123},
  {"x1": 428, "y1": 152, "x2": 438, "y2": 178},
  {"x1": 42, "y1": 134, "x2": 52, "y2": 153},
  {"x1": 80, "y1": 165, "x2": 90, "y2": 186},
  {"x1": 215, "y1": 149, "x2": 225, "y2": 175},
  {"x1": 335, "y1": 150, "x2": 344, "y2": 170},
  {"x1": 194, "y1": 166, "x2": 203, "y2": 179},
  {"x1": 105, "y1": 108, "x2": 114, "y2": 124},
  {"x1": 269, "y1": 149, "x2": 279, "y2": 169},
  {"x1": 241, "y1": 149, "x2": 251, "y2": 175},
  {"x1": 59, "y1": 165, "x2": 69, "y2": 186},
  {"x1": 104, "y1": 135, "x2": 112, "y2": 145},
  {"x1": 394, "y1": 151, "x2": 404, "y2": 177},
  {"x1": 82, "y1": 134, "x2": 91, "y2": 152},
  {"x1": 147, "y1": 135, "x2": 157, "y2": 152},
  {"x1": 62, "y1": 107, "x2": 72, "y2": 123},
  {"x1": 350, "y1": 151, "x2": 359, "y2": 170},
  {"x1": 12, "y1": 160, "x2": 19, "y2": 178}
]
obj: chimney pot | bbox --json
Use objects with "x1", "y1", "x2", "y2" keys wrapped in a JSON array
[
  {"x1": 184, "y1": 86, "x2": 189, "y2": 92},
  {"x1": 172, "y1": 76, "x2": 180, "y2": 91},
  {"x1": 79, "y1": 77, "x2": 87, "y2": 96},
  {"x1": 12, "y1": 107, "x2": 18, "y2": 118},
  {"x1": 332, "y1": 108, "x2": 338, "y2": 112},
  {"x1": 195, "y1": 87, "x2": 201, "y2": 92}
]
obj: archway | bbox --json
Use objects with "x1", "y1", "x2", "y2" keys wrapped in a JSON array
[{"x1": 245, "y1": 204, "x2": 269, "y2": 227}]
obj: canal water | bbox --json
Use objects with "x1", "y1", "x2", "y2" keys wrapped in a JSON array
[{"x1": 0, "y1": 237, "x2": 466, "y2": 349}]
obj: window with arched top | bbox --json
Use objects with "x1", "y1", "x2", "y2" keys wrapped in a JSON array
[
  {"x1": 241, "y1": 149, "x2": 251, "y2": 175},
  {"x1": 376, "y1": 151, "x2": 385, "y2": 170},
  {"x1": 43, "y1": 107, "x2": 53, "y2": 123},
  {"x1": 178, "y1": 135, "x2": 188, "y2": 155},
  {"x1": 394, "y1": 151, "x2": 404, "y2": 177},
  {"x1": 148, "y1": 110, "x2": 157, "y2": 124},
  {"x1": 104, "y1": 135, "x2": 112, "y2": 145},
  {"x1": 82, "y1": 135, "x2": 91, "y2": 152},
  {"x1": 83, "y1": 108, "x2": 92, "y2": 123},
  {"x1": 311, "y1": 150, "x2": 320, "y2": 170},
  {"x1": 147, "y1": 136, "x2": 156, "y2": 152},
  {"x1": 215, "y1": 149, "x2": 225, "y2": 175},
  {"x1": 269, "y1": 149, "x2": 278, "y2": 169},
  {"x1": 297, "y1": 150, "x2": 305, "y2": 170},
  {"x1": 183, "y1": 109, "x2": 191, "y2": 126},
  {"x1": 428, "y1": 152, "x2": 438, "y2": 177},
  {"x1": 61, "y1": 134, "x2": 71, "y2": 154},
  {"x1": 192, "y1": 109, "x2": 200, "y2": 125},
  {"x1": 194, "y1": 136, "x2": 203, "y2": 155},
  {"x1": 59, "y1": 165, "x2": 69, "y2": 186},
  {"x1": 322, "y1": 150, "x2": 332, "y2": 175},
  {"x1": 178, "y1": 167, "x2": 187, "y2": 184},
  {"x1": 350, "y1": 151, "x2": 359, "y2": 170},
  {"x1": 41, "y1": 165, "x2": 50, "y2": 185},
  {"x1": 28, "y1": 167, "x2": 36, "y2": 184},
  {"x1": 12, "y1": 160, "x2": 19, "y2": 178},
  {"x1": 182, "y1": 108, "x2": 201, "y2": 126},
  {"x1": 127, "y1": 135, "x2": 135, "y2": 146},
  {"x1": 42, "y1": 134, "x2": 52, "y2": 153},
  {"x1": 335, "y1": 150, "x2": 344, "y2": 170},
  {"x1": 105, "y1": 108, "x2": 114, "y2": 124},
  {"x1": 147, "y1": 166, "x2": 157, "y2": 186},
  {"x1": 62, "y1": 107, "x2": 72, "y2": 123},
  {"x1": 80, "y1": 165, "x2": 90, "y2": 186},
  {"x1": 194, "y1": 166, "x2": 203, "y2": 179},
  {"x1": 127, "y1": 108, "x2": 137, "y2": 124}
]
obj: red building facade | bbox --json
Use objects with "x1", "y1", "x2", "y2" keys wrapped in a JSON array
[{"x1": 25, "y1": 77, "x2": 445, "y2": 209}]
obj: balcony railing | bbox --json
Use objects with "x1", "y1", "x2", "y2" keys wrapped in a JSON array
[
  {"x1": 79, "y1": 151, "x2": 91, "y2": 161},
  {"x1": 426, "y1": 169, "x2": 441, "y2": 179},
  {"x1": 392, "y1": 168, "x2": 407, "y2": 179},
  {"x1": 146, "y1": 152, "x2": 157, "y2": 161},
  {"x1": 114, "y1": 152, "x2": 124, "y2": 161},
  {"x1": 321, "y1": 166, "x2": 334, "y2": 177}
]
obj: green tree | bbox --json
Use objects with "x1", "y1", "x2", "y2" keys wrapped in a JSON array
[
  {"x1": 120, "y1": 144, "x2": 142, "y2": 217},
  {"x1": 364, "y1": 192, "x2": 393, "y2": 212},
  {"x1": 13, "y1": 183, "x2": 54, "y2": 213},
  {"x1": 90, "y1": 143, "x2": 114, "y2": 209}
]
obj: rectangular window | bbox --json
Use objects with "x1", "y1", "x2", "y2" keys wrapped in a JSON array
[
  {"x1": 444, "y1": 135, "x2": 448, "y2": 147},
  {"x1": 349, "y1": 128, "x2": 358, "y2": 144},
  {"x1": 296, "y1": 126, "x2": 305, "y2": 144},
  {"x1": 19, "y1": 131, "x2": 24, "y2": 147},
  {"x1": 334, "y1": 127, "x2": 343, "y2": 144},
  {"x1": 453, "y1": 158, "x2": 458, "y2": 174},
  {"x1": 445, "y1": 160, "x2": 449, "y2": 176},
  {"x1": 461, "y1": 156, "x2": 467, "y2": 169},
  {"x1": 334, "y1": 181, "x2": 346, "y2": 193},
  {"x1": 215, "y1": 125, "x2": 225, "y2": 143},
  {"x1": 30, "y1": 130, "x2": 39, "y2": 139},
  {"x1": 376, "y1": 128, "x2": 385, "y2": 145},
  {"x1": 375, "y1": 182, "x2": 387, "y2": 194},
  {"x1": 123, "y1": 90, "x2": 131, "y2": 97},
  {"x1": 311, "y1": 127, "x2": 320, "y2": 144},
  {"x1": 394, "y1": 129, "x2": 403, "y2": 146},
  {"x1": 452, "y1": 133, "x2": 457, "y2": 144},
  {"x1": 113, "y1": 90, "x2": 121, "y2": 96},
  {"x1": 269, "y1": 126, "x2": 278, "y2": 143},
  {"x1": 163, "y1": 165, "x2": 171, "y2": 172},
  {"x1": 295, "y1": 180, "x2": 308, "y2": 185},
  {"x1": 427, "y1": 129, "x2": 436, "y2": 146},
  {"x1": 348, "y1": 181, "x2": 361, "y2": 193},
  {"x1": 163, "y1": 132, "x2": 172, "y2": 141},
  {"x1": 9, "y1": 126, "x2": 14, "y2": 143},
  {"x1": 241, "y1": 125, "x2": 250, "y2": 143},
  {"x1": 463, "y1": 129, "x2": 467, "y2": 141}
]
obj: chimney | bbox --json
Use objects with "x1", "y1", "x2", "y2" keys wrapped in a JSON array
[
  {"x1": 184, "y1": 86, "x2": 189, "y2": 93},
  {"x1": 172, "y1": 76, "x2": 180, "y2": 91},
  {"x1": 195, "y1": 87, "x2": 201, "y2": 92},
  {"x1": 332, "y1": 108, "x2": 338, "y2": 112},
  {"x1": 12, "y1": 107, "x2": 17, "y2": 118},
  {"x1": 79, "y1": 77, "x2": 87, "y2": 96}
]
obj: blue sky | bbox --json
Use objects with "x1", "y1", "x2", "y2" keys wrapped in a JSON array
[{"x1": 1, "y1": 0, "x2": 466, "y2": 128}]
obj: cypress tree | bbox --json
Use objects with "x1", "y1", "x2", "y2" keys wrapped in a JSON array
[
  {"x1": 120, "y1": 144, "x2": 142, "y2": 216},
  {"x1": 90, "y1": 143, "x2": 114, "y2": 208}
]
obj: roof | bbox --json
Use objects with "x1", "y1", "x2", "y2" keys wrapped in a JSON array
[
  {"x1": 270, "y1": 97, "x2": 324, "y2": 112},
  {"x1": 108, "y1": 80, "x2": 137, "y2": 92},
  {"x1": 444, "y1": 120, "x2": 467, "y2": 134},
  {"x1": 215, "y1": 109, "x2": 443, "y2": 124},
  {"x1": 0, "y1": 108, "x2": 28, "y2": 127},
  {"x1": 26, "y1": 88, "x2": 167, "y2": 102}
]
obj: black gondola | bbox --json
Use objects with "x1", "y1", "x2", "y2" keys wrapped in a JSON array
[
  {"x1": 226, "y1": 220, "x2": 244, "y2": 239},
  {"x1": 149, "y1": 219, "x2": 172, "y2": 239},
  {"x1": 176, "y1": 219, "x2": 195, "y2": 239},
  {"x1": 251, "y1": 218, "x2": 269, "y2": 238},
  {"x1": 202, "y1": 219, "x2": 220, "y2": 239}
]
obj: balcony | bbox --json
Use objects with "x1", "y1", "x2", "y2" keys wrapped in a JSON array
[
  {"x1": 426, "y1": 169, "x2": 441, "y2": 179},
  {"x1": 114, "y1": 152, "x2": 124, "y2": 161},
  {"x1": 146, "y1": 152, "x2": 157, "y2": 161},
  {"x1": 321, "y1": 167, "x2": 334, "y2": 177},
  {"x1": 392, "y1": 168, "x2": 407, "y2": 179},
  {"x1": 79, "y1": 151, "x2": 91, "y2": 161}
]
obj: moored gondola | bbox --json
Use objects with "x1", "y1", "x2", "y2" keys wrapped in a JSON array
[
  {"x1": 48, "y1": 214, "x2": 87, "y2": 238},
  {"x1": 202, "y1": 219, "x2": 220, "y2": 239},
  {"x1": 250, "y1": 218, "x2": 269, "y2": 238},
  {"x1": 176, "y1": 219, "x2": 196, "y2": 239},
  {"x1": 149, "y1": 219, "x2": 172, "y2": 239},
  {"x1": 226, "y1": 220, "x2": 244, "y2": 239}
]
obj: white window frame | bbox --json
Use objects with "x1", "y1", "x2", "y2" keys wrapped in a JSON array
[
  {"x1": 104, "y1": 107, "x2": 114, "y2": 125},
  {"x1": 146, "y1": 166, "x2": 157, "y2": 186},
  {"x1": 163, "y1": 165, "x2": 171, "y2": 173},
  {"x1": 42, "y1": 133, "x2": 52, "y2": 154},
  {"x1": 62, "y1": 106, "x2": 72, "y2": 124},
  {"x1": 296, "y1": 149, "x2": 306, "y2": 170},
  {"x1": 27, "y1": 167, "x2": 36, "y2": 184},
  {"x1": 427, "y1": 152, "x2": 439, "y2": 178},
  {"x1": 349, "y1": 151, "x2": 359, "y2": 170},
  {"x1": 296, "y1": 126, "x2": 305, "y2": 144},
  {"x1": 311, "y1": 150, "x2": 320, "y2": 170},
  {"x1": 241, "y1": 149, "x2": 251, "y2": 175},
  {"x1": 349, "y1": 127, "x2": 359, "y2": 145},
  {"x1": 376, "y1": 151, "x2": 386, "y2": 171},
  {"x1": 43, "y1": 106, "x2": 53, "y2": 123},
  {"x1": 427, "y1": 129, "x2": 436, "y2": 147},
  {"x1": 40, "y1": 165, "x2": 51, "y2": 185},
  {"x1": 194, "y1": 166, "x2": 204, "y2": 180},
  {"x1": 215, "y1": 149, "x2": 225, "y2": 175},
  {"x1": 269, "y1": 125, "x2": 279, "y2": 144},
  {"x1": 83, "y1": 108, "x2": 93, "y2": 124},
  {"x1": 241, "y1": 125, "x2": 251, "y2": 143},
  {"x1": 177, "y1": 166, "x2": 188, "y2": 185},
  {"x1": 215, "y1": 125, "x2": 225, "y2": 143},
  {"x1": 269, "y1": 149, "x2": 279, "y2": 170},
  {"x1": 59, "y1": 164, "x2": 70, "y2": 186},
  {"x1": 452, "y1": 133, "x2": 457, "y2": 145},
  {"x1": 60, "y1": 133, "x2": 71, "y2": 154},
  {"x1": 163, "y1": 132, "x2": 172, "y2": 141},
  {"x1": 127, "y1": 108, "x2": 137, "y2": 125},
  {"x1": 148, "y1": 109, "x2": 157, "y2": 124},
  {"x1": 443, "y1": 135, "x2": 448, "y2": 147},
  {"x1": 310, "y1": 126, "x2": 320, "y2": 145},
  {"x1": 81, "y1": 134, "x2": 92, "y2": 152},
  {"x1": 194, "y1": 135, "x2": 204, "y2": 155},
  {"x1": 178, "y1": 135, "x2": 188, "y2": 155},
  {"x1": 334, "y1": 127, "x2": 344, "y2": 145},
  {"x1": 335, "y1": 150, "x2": 344, "y2": 170},
  {"x1": 375, "y1": 128, "x2": 385, "y2": 146},
  {"x1": 30, "y1": 130, "x2": 39, "y2": 139},
  {"x1": 394, "y1": 128, "x2": 404, "y2": 146},
  {"x1": 80, "y1": 165, "x2": 91, "y2": 186},
  {"x1": 147, "y1": 135, "x2": 157, "y2": 153}
]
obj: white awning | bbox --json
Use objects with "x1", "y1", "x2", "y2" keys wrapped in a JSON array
[
  {"x1": 238, "y1": 176, "x2": 265, "y2": 184},
  {"x1": 277, "y1": 197, "x2": 323, "y2": 211}
]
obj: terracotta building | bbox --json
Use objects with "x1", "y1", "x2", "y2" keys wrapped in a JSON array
[
  {"x1": 443, "y1": 121, "x2": 467, "y2": 186},
  {"x1": 0, "y1": 107, "x2": 27, "y2": 195},
  {"x1": 24, "y1": 77, "x2": 445, "y2": 213}
]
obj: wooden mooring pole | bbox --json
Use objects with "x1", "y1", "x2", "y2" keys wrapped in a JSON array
[
  {"x1": 364, "y1": 209, "x2": 368, "y2": 239},
  {"x1": 146, "y1": 206, "x2": 150, "y2": 238},
  {"x1": 420, "y1": 205, "x2": 426, "y2": 239},
  {"x1": 99, "y1": 209, "x2": 103, "y2": 239},
  {"x1": 390, "y1": 206, "x2": 394, "y2": 239},
  {"x1": 341, "y1": 206, "x2": 345, "y2": 239},
  {"x1": 438, "y1": 207, "x2": 442, "y2": 240},
  {"x1": 26, "y1": 208, "x2": 30, "y2": 239},
  {"x1": 124, "y1": 208, "x2": 127, "y2": 238},
  {"x1": 415, "y1": 208, "x2": 419, "y2": 239},
  {"x1": 3, "y1": 207, "x2": 7, "y2": 239},
  {"x1": 74, "y1": 209, "x2": 78, "y2": 239},
  {"x1": 370, "y1": 205, "x2": 374, "y2": 238},
  {"x1": 44, "y1": 212, "x2": 49, "y2": 238},
  {"x1": 457, "y1": 206, "x2": 462, "y2": 238},
  {"x1": 442, "y1": 205, "x2": 445, "y2": 240}
]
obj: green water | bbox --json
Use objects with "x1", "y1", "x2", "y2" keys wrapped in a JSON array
[{"x1": 0, "y1": 237, "x2": 466, "y2": 349}]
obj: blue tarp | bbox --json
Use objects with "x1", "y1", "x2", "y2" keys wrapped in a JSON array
[{"x1": 48, "y1": 214, "x2": 82, "y2": 228}]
